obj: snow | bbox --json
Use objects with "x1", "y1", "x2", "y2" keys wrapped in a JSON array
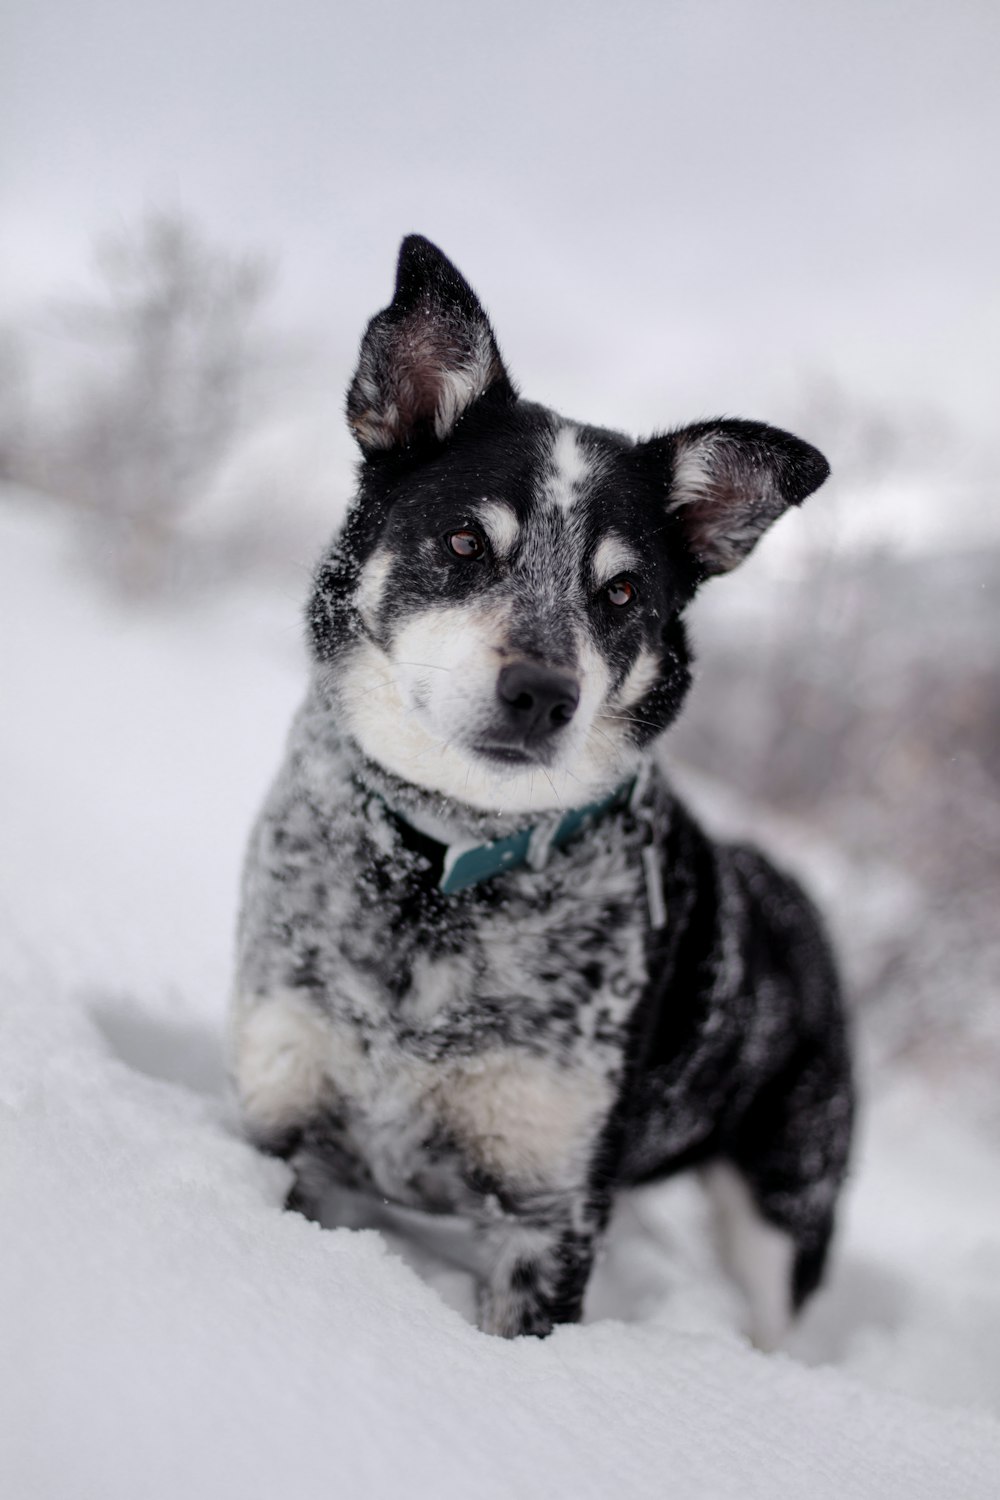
[{"x1": 3, "y1": 489, "x2": 1000, "y2": 1499}]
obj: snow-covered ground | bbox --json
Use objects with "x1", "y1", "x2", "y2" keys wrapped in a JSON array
[{"x1": 3, "y1": 491, "x2": 1000, "y2": 1498}]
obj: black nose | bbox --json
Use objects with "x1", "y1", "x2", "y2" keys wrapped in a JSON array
[{"x1": 496, "y1": 662, "x2": 580, "y2": 738}]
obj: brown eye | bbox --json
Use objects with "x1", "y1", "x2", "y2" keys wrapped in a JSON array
[
  {"x1": 447, "y1": 528, "x2": 485, "y2": 559},
  {"x1": 606, "y1": 577, "x2": 636, "y2": 607}
]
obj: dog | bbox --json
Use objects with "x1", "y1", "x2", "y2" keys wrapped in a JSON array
[{"x1": 229, "y1": 235, "x2": 854, "y2": 1346}]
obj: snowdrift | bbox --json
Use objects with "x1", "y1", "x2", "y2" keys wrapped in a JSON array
[{"x1": 2, "y1": 493, "x2": 999, "y2": 1498}]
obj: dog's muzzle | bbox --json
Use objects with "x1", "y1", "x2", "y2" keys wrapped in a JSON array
[{"x1": 495, "y1": 661, "x2": 580, "y2": 744}]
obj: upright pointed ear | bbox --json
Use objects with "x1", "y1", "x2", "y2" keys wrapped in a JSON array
[
  {"x1": 346, "y1": 235, "x2": 515, "y2": 456},
  {"x1": 641, "y1": 419, "x2": 830, "y2": 575}
]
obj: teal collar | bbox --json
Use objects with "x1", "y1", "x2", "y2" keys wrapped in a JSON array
[{"x1": 378, "y1": 778, "x2": 638, "y2": 894}]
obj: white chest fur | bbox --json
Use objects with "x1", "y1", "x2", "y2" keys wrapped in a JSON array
[{"x1": 233, "y1": 990, "x2": 615, "y2": 1209}]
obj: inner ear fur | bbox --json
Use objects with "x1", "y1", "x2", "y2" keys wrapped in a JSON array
[
  {"x1": 642, "y1": 419, "x2": 830, "y2": 575},
  {"x1": 347, "y1": 235, "x2": 515, "y2": 456}
]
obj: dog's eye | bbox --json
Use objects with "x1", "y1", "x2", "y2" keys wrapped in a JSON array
[
  {"x1": 606, "y1": 577, "x2": 637, "y2": 607},
  {"x1": 446, "y1": 528, "x2": 485, "y2": 559}
]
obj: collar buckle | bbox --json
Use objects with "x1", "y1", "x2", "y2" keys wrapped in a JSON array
[{"x1": 525, "y1": 815, "x2": 562, "y2": 872}]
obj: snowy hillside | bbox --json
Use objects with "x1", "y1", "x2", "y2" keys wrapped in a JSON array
[{"x1": 3, "y1": 491, "x2": 1000, "y2": 1499}]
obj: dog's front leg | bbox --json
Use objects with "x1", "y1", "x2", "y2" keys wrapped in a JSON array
[{"x1": 477, "y1": 1189, "x2": 611, "y2": 1338}]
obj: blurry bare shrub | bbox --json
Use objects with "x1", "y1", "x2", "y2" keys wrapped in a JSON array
[
  {"x1": 672, "y1": 393, "x2": 1000, "y2": 1119},
  {"x1": 0, "y1": 330, "x2": 32, "y2": 483},
  {"x1": 46, "y1": 210, "x2": 274, "y2": 594},
  {"x1": 789, "y1": 373, "x2": 959, "y2": 487}
]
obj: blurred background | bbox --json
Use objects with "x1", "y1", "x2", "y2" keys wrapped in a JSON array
[{"x1": 2, "y1": 1, "x2": 998, "y2": 1121}]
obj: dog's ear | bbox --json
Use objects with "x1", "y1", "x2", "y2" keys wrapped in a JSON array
[
  {"x1": 347, "y1": 235, "x2": 515, "y2": 456},
  {"x1": 640, "y1": 419, "x2": 830, "y2": 575}
]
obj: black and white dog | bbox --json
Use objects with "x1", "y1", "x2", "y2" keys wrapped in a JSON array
[{"x1": 230, "y1": 236, "x2": 853, "y2": 1346}]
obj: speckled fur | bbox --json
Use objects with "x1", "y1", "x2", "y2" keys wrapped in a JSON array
[{"x1": 230, "y1": 236, "x2": 854, "y2": 1341}]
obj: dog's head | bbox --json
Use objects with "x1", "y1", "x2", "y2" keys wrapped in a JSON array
[{"x1": 309, "y1": 236, "x2": 829, "y2": 816}]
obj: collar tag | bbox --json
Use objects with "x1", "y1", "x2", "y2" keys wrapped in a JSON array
[{"x1": 641, "y1": 843, "x2": 668, "y2": 930}]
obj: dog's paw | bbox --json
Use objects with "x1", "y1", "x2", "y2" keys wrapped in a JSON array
[
  {"x1": 478, "y1": 1286, "x2": 555, "y2": 1340},
  {"x1": 704, "y1": 1161, "x2": 794, "y2": 1352}
]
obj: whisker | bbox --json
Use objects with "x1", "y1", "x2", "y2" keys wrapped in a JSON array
[
  {"x1": 393, "y1": 661, "x2": 453, "y2": 673},
  {"x1": 335, "y1": 678, "x2": 397, "y2": 706},
  {"x1": 598, "y1": 712, "x2": 665, "y2": 732},
  {"x1": 588, "y1": 725, "x2": 627, "y2": 775},
  {"x1": 405, "y1": 736, "x2": 449, "y2": 766},
  {"x1": 539, "y1": 767, "x2": 563, "y2": 806},
  {"x1": 590, "y1": 725, "x2": 617, "y2": 747}
]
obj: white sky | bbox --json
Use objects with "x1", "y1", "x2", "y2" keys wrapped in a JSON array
[{"x1": 3, "y1": 0, "x2": 999, "y2": 446}]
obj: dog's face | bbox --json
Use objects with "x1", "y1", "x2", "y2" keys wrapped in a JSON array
[{"x1": 309, "y1": 237, "x2": 829, "y2": 816}]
